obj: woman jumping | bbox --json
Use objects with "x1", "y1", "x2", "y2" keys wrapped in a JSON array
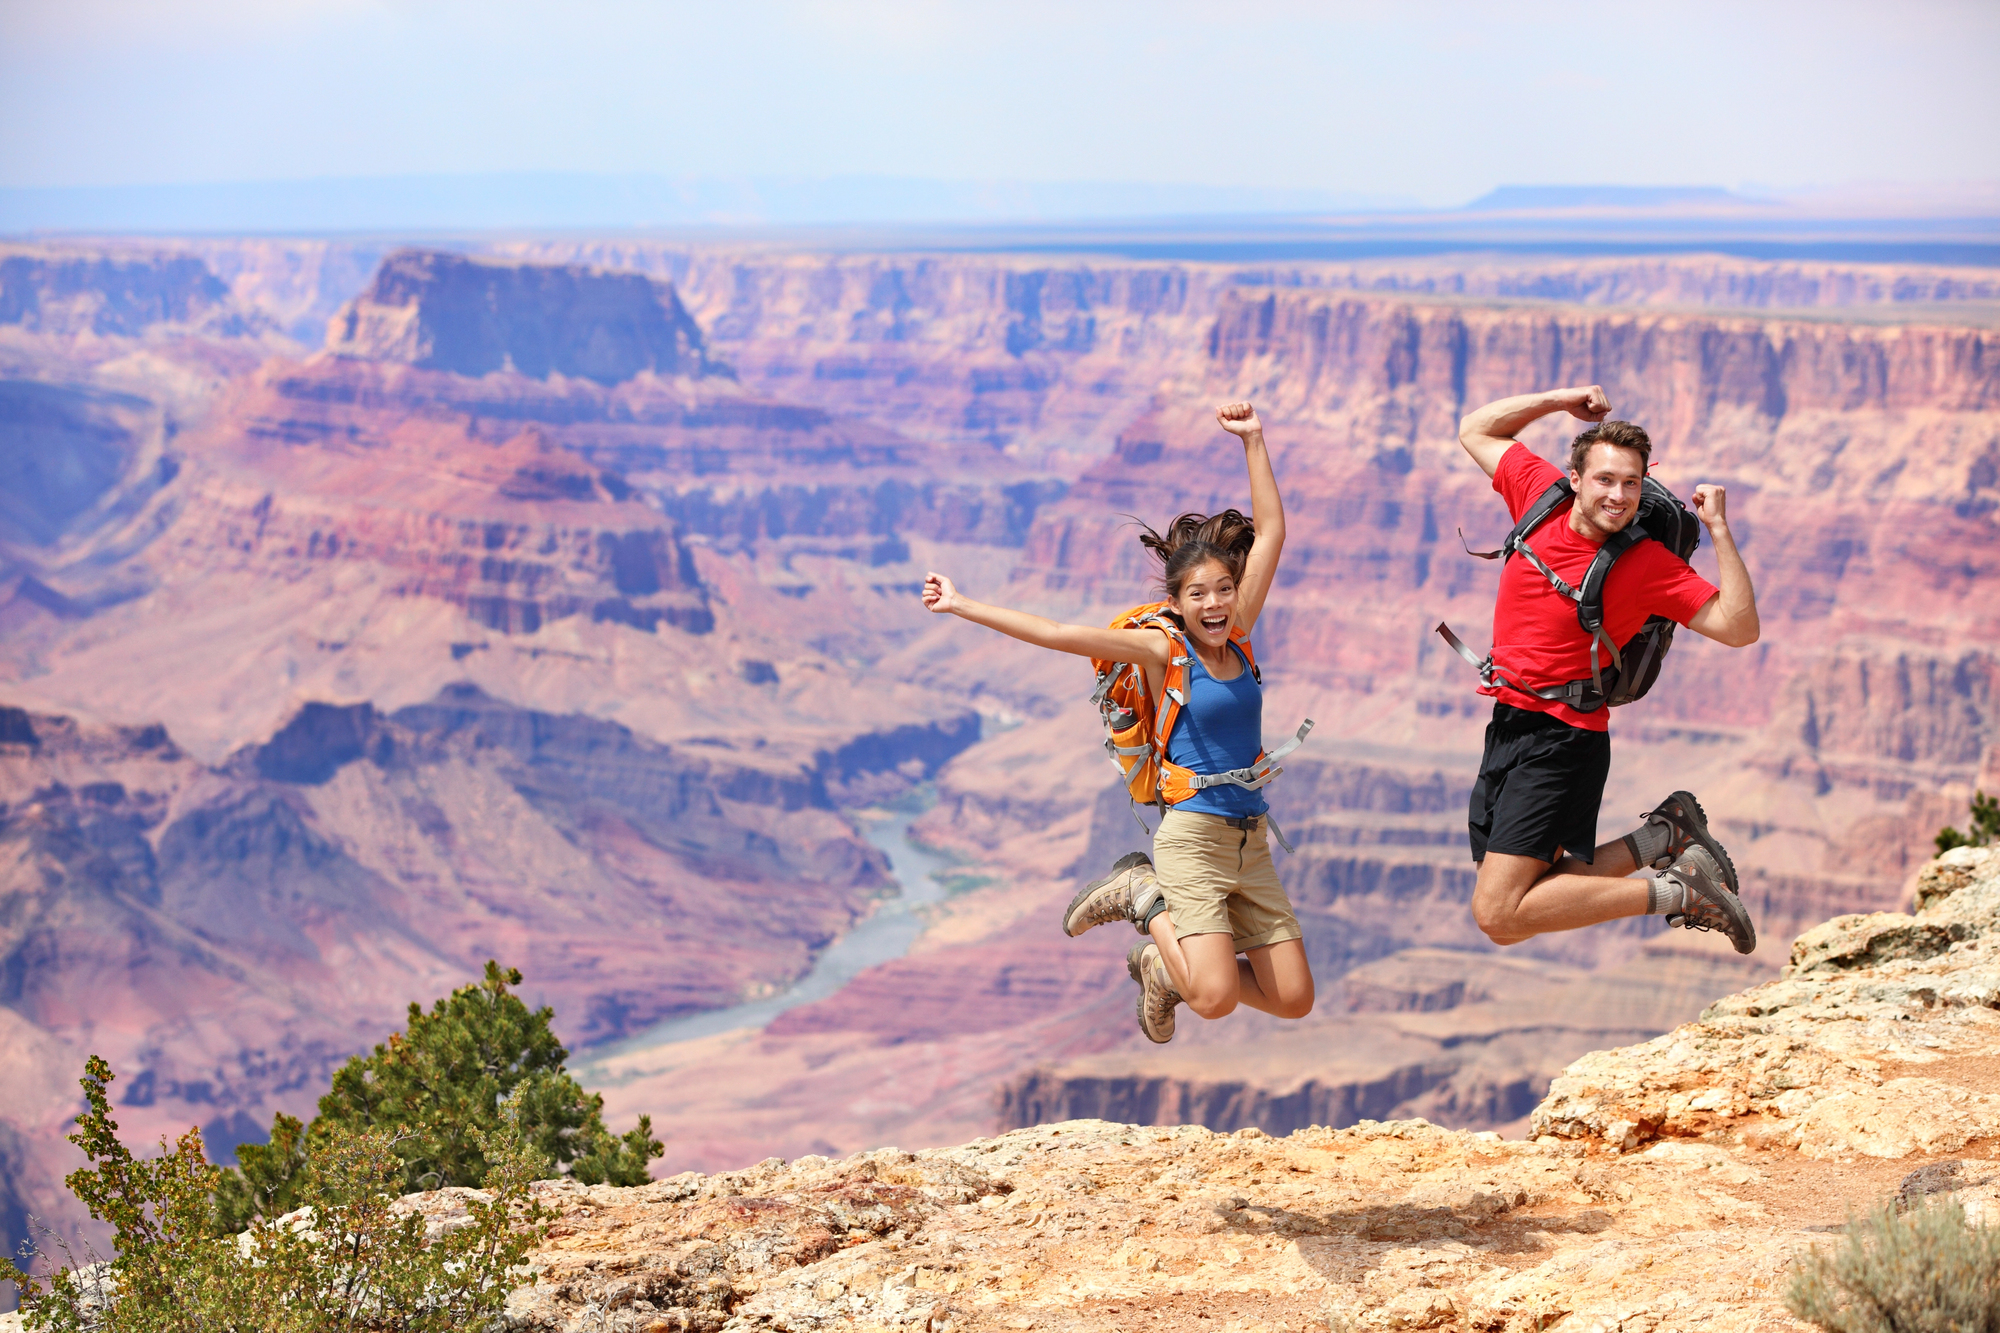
[{"x1": 920, "y1": 401, "x2": 1313, "y2": 1043}]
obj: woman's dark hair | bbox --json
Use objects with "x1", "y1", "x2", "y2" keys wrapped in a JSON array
[{"x1": 1136, "y1": 509, "x2": 1256, "y2": 600}]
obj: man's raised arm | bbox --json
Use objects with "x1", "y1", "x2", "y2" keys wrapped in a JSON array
[{"x1": 1457, "y1": 385, "x2": 1611, "y2": 479}]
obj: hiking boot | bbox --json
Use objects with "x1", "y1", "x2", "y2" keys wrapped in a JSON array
[
  {"x1": 1661, "y1": 845, "x2": 1757, "y2": 955},
  {"x1": 1127, "y1": 941, "x2": 1182, "y2": 1044},
  {"x1": 1636, "y1": 790, "x2": 1741, "y2": 896},
  {"x1": 1063, "y1": 852, "x2": 1160, "y2": 938}
]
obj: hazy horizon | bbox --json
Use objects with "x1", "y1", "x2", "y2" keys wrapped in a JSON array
[{"x1": 4, "y1": 1, "x2": 1995, "y2": 213}]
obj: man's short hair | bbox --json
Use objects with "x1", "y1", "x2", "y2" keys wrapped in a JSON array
[{"x1": 1568, "y1": 420, "x2": 1652, "y2": 475}]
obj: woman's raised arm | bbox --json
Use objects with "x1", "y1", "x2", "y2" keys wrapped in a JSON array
[
  {"x1": 1217, "y1": 402, "x2": 1284, "y2": 633},
  {"x1": 923, "y1": 573, "x2": 1172, "y2": 666}
]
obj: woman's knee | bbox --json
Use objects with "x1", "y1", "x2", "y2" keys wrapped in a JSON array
[
  {"x1": 1185, "y1": 989, "x2": 1238, "y2": 1020},
  {"x1": 1182, "y1": 968, "x2": 1240, "y2": 1019}
]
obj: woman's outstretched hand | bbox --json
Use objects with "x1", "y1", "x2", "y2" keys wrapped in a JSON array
[
  {"x1": 922, "y1": 572, "x2": 960, "y2": 615},
  {"x1": 1216, "y1": 401, "x2": 1263, "y2": 438}
]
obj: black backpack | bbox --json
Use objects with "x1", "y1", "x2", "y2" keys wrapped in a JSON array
[{"x1": 1436, "y1": 477, "x2": 1701, "y2": 712}]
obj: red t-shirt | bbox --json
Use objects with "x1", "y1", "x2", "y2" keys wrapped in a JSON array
[{"x1": 1482, "y1": 443, "x2": 1719, "y2": 732}]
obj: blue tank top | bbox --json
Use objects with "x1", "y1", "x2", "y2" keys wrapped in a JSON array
[{"x1": 1165, "y1": 640, "x2": 1268, "y2": 818}]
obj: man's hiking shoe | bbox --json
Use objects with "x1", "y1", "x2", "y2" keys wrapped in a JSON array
[
  {"x1": 1662, "y1": 845, "x2": 1757, "y2": 955},
  {"x1": 1064, "y1": 852, "x2": 1160, "y2": 938},
  {"x1": 1640, "y1": 790, "x2": 1741, "y2": 896},
  {"x1": 1127, "y1": 941, "x2": 1182, "y2": 1044}
]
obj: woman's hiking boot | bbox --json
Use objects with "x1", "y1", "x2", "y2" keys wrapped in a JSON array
[
  {"x1": 1659, "y1": 845, "x2": 1757, "y2": 955},
  {"x1": 1064, "y1": 852, "x2": 1162, "y2": 937},
  {"x1": 1127, "y1": 941, "x2": 1182, "y2": 1044},
  {"x1": 1629, "y1": 790, "x2": 1741, "y2": 896}
]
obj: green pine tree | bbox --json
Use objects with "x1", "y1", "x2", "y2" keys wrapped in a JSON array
[
  {"x1": 212, "y1": 961, "x2": 661, "y2": 1232},
  {"x1": 1935, "y1": 789, "x2": 2000, "y2": 855}
]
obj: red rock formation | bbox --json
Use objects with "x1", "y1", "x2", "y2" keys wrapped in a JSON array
[{"x1": 325, "y1": 249, "x2": 716, "y2": 384}]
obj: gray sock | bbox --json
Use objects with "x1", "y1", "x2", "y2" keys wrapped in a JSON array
[
  {"x1": 1646, "y1": 874, "x2": 1690, "y2": 915},
  {"x1": 1623, "y1": 818, "x2": 1674, "y2": 871}
]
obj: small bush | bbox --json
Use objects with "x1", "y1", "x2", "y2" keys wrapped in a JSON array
[
  {"x1": 1785, "y1": 1196, "x2": 2000, "y2": 1332},
  {"x1": 1, "y1": 1055, "x2": 552, "y2": 1332},
  {"x1": 1935, "y1": 790, "x2": 2000, "y2": 855},
  {"x1": 214, "y1": 960, "x2": 662, "y2": 1232}
]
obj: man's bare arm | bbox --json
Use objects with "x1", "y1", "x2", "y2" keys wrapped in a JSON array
[
  {"x1": 1684, "y1": 485, "x2": 1760, "y2": 647},
  {"x1": 1458, "y1": 385, "x2": 1611, "y2": 479}
]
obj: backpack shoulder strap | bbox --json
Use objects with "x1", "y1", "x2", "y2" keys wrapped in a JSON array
[
  {"x1": 1139, "y1": 613, "x2": 1193, "y2": 759},
  {"x1": 1574, "y1": 527, "x2": 1649, "y2": 695},
  {"x1": 1576, "y1": 527, "x2": 1648, "y2": 634},
  {"x1": 1228, "y1": 628, "x2": 1261, "y2": 684},
  {"x1": 1460, "y1": 478, "x2": 1574, "y2": 560}
]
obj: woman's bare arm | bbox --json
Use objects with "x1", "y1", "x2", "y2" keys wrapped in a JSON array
[
  {"x1": 922, "y1": 573, "x2": 1174, "y2": 666},
  {"x1": 1218, "y1": 401, "x2": 1284, "y2": 634}
]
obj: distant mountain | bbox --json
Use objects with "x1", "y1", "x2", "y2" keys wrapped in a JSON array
[
  {"x1": 0, "y1": 173, "x2": 1411, "y2": 234},
  {"x1": 1466, "y1": 184, "x2": 1765, "y2": 210}
]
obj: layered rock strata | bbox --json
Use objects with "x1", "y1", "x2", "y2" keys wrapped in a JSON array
[
  {"x1": 0, "y1": 245, "x2": 267, "y2": 339},
  {"x1": 326, "y1": 249, "x2": 718, "y2": 384}
]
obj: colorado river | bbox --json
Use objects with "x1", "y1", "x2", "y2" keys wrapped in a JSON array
[{"x1": 574, "y1": 795, "x2": 957, "y2": 1074}]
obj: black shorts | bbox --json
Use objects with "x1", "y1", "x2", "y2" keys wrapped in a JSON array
[{"x1": 1467, "y1": 703, "x2": 1612, "y2": 865}]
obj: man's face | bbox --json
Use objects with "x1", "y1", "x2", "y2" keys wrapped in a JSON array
[{"x1": 1568, "y1": 443, "x2": 1646, "y2": 539}]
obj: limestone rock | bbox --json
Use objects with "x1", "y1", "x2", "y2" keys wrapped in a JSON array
[
  {"x1": 1533, "y1": 849, "x2": 2000, "y2": 1161},
  {"x1": 489, "y1": 1094, "x2": 1993, "y2": 1330},
  {"x1": 1911, "y1": 846, "x2": 2000, "y2": 912}
]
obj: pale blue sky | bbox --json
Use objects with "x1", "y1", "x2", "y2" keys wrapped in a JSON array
[{"x1": 3, "y1": 0, "x2": 1996, "y2": 206}]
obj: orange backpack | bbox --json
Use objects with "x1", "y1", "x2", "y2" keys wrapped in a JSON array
[{"x1": 1090, "y1": 602, "x2": 1313, "y2": 851}]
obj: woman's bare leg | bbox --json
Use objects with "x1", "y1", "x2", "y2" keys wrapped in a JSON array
[
  {"x1": 1148, "y1": 918, "x2": 1314, "y2": 1021},
  {"x1": 1147, "y1": 915, "x2": 1243, "y2": 1019},
  {"x1": 1235, "y1": 939, "x2": 1313, "y2": 1019}
]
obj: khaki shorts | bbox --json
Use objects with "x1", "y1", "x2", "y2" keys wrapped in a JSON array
[{"x1": 1153, "y1": 809, "x2": 1303, "y2": 952}]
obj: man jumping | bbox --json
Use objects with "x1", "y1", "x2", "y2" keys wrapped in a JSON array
[{"x1": 1450, "y1": 385, "x2": 1760, "y2": 954}]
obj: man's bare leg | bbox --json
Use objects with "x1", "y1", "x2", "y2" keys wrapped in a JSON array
[{"x1": 1473, "y1": 838, "x2": 1648, "y2": 945}]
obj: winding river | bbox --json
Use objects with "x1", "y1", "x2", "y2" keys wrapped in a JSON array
[{"x1": 575, "y1": 796, "x2": 956, "y2": 1072}]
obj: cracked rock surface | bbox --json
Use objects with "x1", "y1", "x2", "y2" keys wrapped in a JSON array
[
  {"x1": 1534, "y1": 846, "x2": 2000, "y2": 1160},
  {"x1": 475, "y1": 850, "x2": 2000, "y2": 1332}
]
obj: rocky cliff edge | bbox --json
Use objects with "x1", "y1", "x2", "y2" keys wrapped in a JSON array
[{"x1": 455, "y1": 849, "x2": 2000, "y2": 1332}]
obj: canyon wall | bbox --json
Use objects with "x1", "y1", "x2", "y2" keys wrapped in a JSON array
[{"x1": 2, "y1": 241, "x2": 1996, "y2": 1256}]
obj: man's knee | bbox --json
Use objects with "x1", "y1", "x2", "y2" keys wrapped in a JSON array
[
  {"x1": 1471, "y1": 897, "x2": 1517, "y2": 944},
  {"x1": 1272, "y1": 991, "x2": 1314, "y2": 1020}
]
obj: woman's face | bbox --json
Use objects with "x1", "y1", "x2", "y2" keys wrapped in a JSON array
[{"x1": 1172, "y1": 559, "x2": 1238, "y2": 651}]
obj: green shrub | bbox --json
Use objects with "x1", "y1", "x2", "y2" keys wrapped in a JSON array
[
  {"x1": 1935, "y1": 790, "x2": 2000, "y2": 855},
  {"x1": 1785, "y1": 1196, "x2": 2000, "y2": 1332},
  {"x1": 1, "y1": 1055, "x2": 552, "y2": 1331},
  {"x1": 213, "y1": 961, "x2": 662, "y2": 1232}
]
